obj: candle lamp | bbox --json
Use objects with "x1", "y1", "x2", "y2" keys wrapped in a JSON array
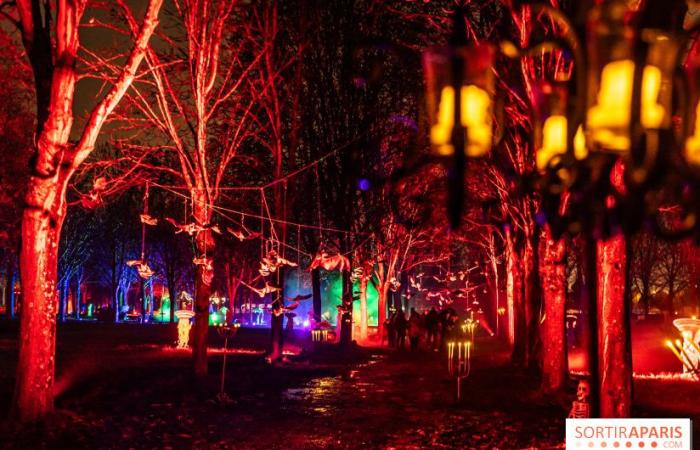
[
  {"x1": 447, "y1": 340, "x2": 472, "y2": 400},
  {"x1": 216, "y1": 323, "x2": 240, "y2": 403},
  {"x1": 584, "y1": 2, "x2": 681, "y2": 186},
  {"x1": 422, "y1": 6, "x2": 495, "y2": 228}
]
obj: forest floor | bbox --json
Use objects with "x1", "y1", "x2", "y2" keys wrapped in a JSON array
[{"x1": 0, "y1": 321, "x2": 698, "y2": 449}]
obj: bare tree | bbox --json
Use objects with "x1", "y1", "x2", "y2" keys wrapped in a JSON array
[
  {"x1": 629, "y1": 231, "x2": 663, "y2": 317},
  {"x1": 109, "y1": 0, "x2": 280, "y2": 377},
  {"x1": 1, "y1": 0, "x2": 163, "y2": 421},
  {"x1": 656, "y1": 240, "x2": 691, "y2": 319}
]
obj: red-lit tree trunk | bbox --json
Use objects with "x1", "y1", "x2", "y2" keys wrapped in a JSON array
[
  {"x1": 269, "y1": 267, "x2": 285, "y2": 361},
  {"x1": 522, "y1": 226, "x2": 541, "y2": 370},
  {"x1": 4, "y1": 258, "x2": 16, "y2": 319},
  {"x1": 15, "y1": 176, "x2": 67, "y2": 421},
  {"x1": 539, "y1": 227, "x2": 567, "y2": 394},
  {"x1": 191, "y1": 196, "x2": 213, "y2": 378},
  {"x1": 116, "y1": 0, "x2": 272, "y2": 375},
  {"x1": 375, "y1": 251, "x2": 397, "y2": 343},
  {"x1": 485, "y1": 233, "x2": 502, "y2": 338},
  {"x1": 597, "y1": 234, "x2": 632, "y2": 417},
  {"x1": 358, "y1": 260, "x2": 371, "y2": 341},
  {"x1": 506, "y1": 228, "x2": 527, "y2": 366},
  {"x1": 9, "y1": 0, "x2": 162, "y2": 422}
]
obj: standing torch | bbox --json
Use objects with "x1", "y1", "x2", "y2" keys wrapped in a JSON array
[
  {"x1": 447, "y1": 340, "x2": 472, "y2": 401},
  {"x1": 216, "y1": 322, "x2": 240, "y2": 403}
]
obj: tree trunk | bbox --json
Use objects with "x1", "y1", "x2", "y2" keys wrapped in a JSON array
[
  {"x1": 339, "y1": 268, "x2": 352, "y2": 348},
  {"x1": 377, "y1": 283, "x2": 389, "y2": 343},
  {"x1": 312, "y1": 268, "x2": 322, "y2": 321},
  {"x1": 597, "y1": 234, "x2": 632, "y2": 418},
  {"x1": 59, "y1": 278, "x2": 68, "y2": 322},
  {"x1": 192, "y1": 259, "x2": 211, "y2": 377},
  {"x1": 539, "y1": 227, "x2": 567, "y2": 394},
  {"x1": 359, "y1": 275, "x2": 368, "y2": 341},
  {"x1": 523, "y1": 228, "x2": 542, "y2": 371},
  {"x1": 269, "y1": 267, "x2": 285, "y2": 361},
  {"x1": 5, "y1": 259, "x2": 15, "y2": 319},
  {"x1": 75, "y1": 268, "x2": 83, "y2": 319},
  {"x1": 191, "y1": 190, "x2": 214, "y2": 378},
  {"x1": 140, "y1": 279, "x2": 147, "y2": 323},
  {"x1": 13, "y1": 178, "x2": 66, "y2": 422},
  {"x1": 581, "y1": 237, "x2": 599, "y2": 416},
  {"x1": 487, "y1": 241, "x2": 501, "y2": 338},
  {"x1": 506, "y1": 229, "x2": 526, "y2": 365}
]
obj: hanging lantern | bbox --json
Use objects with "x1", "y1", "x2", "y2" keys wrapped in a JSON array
[
  {"x1": 532, "y1": 81, "x2": 570, "y2": 173},
  {"x1": 422, "y1": 7, "x2": 495, "y2": 228},
  {"x1": 684, "y1": 40, "x2": 700, "y2": 168},
  {"x1": 423, "y1": 44, "x2": 495, "y2": 159},
  {"x1": 585, "y1": 2, "x2": 680, "y2": 161}
]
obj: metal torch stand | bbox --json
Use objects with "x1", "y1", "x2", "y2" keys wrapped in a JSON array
[
  {"x1": 447, "y1": 341, "x2": 471, "y2": 401},
  {"x1": 216, "y1": 324, "x2": 239, "y2": 404}
]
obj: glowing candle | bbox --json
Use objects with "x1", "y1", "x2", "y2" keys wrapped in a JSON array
[
  {"x1": 587, "y1": 60, "x2": 634, "y2": 152},
  {"x1": 587, "y1": 60, "x2": 666, "y2": 152},
  {"x1": 461, "y1": 85, "x2": 492, "y2": 157},
  {"x1": 430, "y1": 85, "x2": 492, "y2": 157},
  {"x1": 574, "y1": 125, "x2": 587, "y2": 160},
  {"x1": 431, "y1": 86, "x2": 455, "y2": 156},
  {"x1": 536, "y1": 115, "x2": 567, "y2": 171},
  {"x1": 684, "y1": 101, "x2": 700, "y2": 166},
  {"x1": 641, "y1": 65, "x2": 664, "y2": 129}
]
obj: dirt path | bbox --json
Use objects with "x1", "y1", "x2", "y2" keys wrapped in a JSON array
[{"x1": 3, "y1": 322, "x2": 698, "y2": 449}]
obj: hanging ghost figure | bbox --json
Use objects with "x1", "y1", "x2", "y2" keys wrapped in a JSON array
[
  {"x1": 202, "y1": 266, "x2": 214, "y2": 286},
  {"x1": 79, "y1": 193, "x2": 102, "y2": 209},
  {"x1": 140, "y1": 214, "x2": 158, "y2": 226},
  {"x1": 433, "y1": 272, "x2": 458, "y2": 283},
  {"x1": 268, "y1": 300, "x2": 301, "y2": 317},
  {"x1": 285, "y1": 293, "x2": 312, "y2": 302},
  {"x1": 193, "y1": 256, "x2": 213, "y2": 270},
  {"x1": 166, "y1": 218, "x2": 221, "y2": 236},
  {"x1": 192, "y1": 256, "x2": 214, "y2": 285},
  {"x1": 126, "y1": 260, "x2": 155, "y2": 280},
  {"x1": 251, "y1": 282, "x2": 280, "y2": 298},
  {"x1": 226, "y1": 226, "x2": 261, "y2": 241},
  {"x1": 93, "y1": 177, "x2": 108, "y2": 192},
  {"x1": 389, "y1": 277, "x2": 401, "y2": 292},
  {"x1": 259, "y1": 250, "x2": 298, "y2": 277},
  {"x1": 79, "y1": 176, "x2": 109, "y2": 209},
  {"x1": 568, "y1": 380, "x2": 591, "y2": 418},
  {"x1": 308, "y1": 251, "x2": 350, "y2": 272}
]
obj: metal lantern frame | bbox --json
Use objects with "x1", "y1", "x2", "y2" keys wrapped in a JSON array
[{"x1": 423, "y1": 0, "x2": 700, "y2": 239}]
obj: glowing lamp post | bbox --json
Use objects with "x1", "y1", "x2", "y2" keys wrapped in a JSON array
[
  {"x1": 447, "y1": 340, "x2": 471, "y2": 401},
  {"x1": 216, "y1": 322, "x2": 240, "y2": 403},
  {"x1": 423, "y1": 8, "x2": 495, "y2": 228}
]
